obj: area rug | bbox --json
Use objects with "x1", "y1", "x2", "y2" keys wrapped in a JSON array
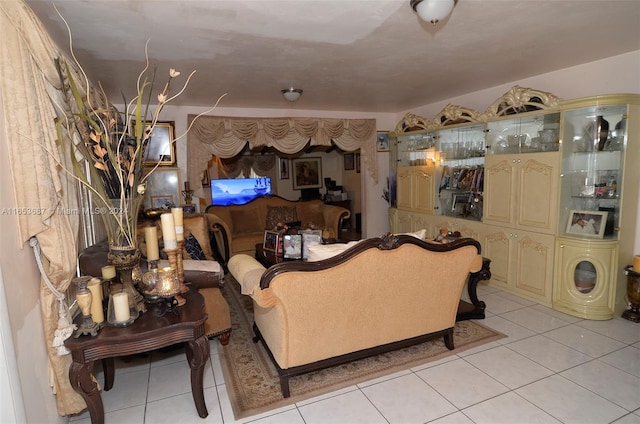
[{"x1": 218, "y1": 274, "x2": 505, "y2": 420}]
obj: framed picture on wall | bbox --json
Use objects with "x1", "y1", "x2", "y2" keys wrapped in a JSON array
[
  {"x1": 279, "y1": 158, "x2": 290, "y2": 180},
  {"x1": 344, "y1": 153, "x2": 355, "y2": 171},
  {"x1": 377, "y1": 131, "x2": 390, "y2": 152},
  {"x1": 292, "y1": 157, "x2": 322, "y2": 189},
  {"x1": 134, "y1": 121, "x2": 176, "y2": 166}
]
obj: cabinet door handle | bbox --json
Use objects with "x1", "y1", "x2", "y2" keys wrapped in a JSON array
[
  {"x1": 514, "y1": 234, "x2": 518, "y2": 238},
  {"x1": 512, "y1": 159, "x2": 516, "y2": 163},
  {"x1": 560, "y1": 244, "x2": 565, "y2": 248},
  {"x1": 517, "y1": 159, "x2": 521, "y2": 163}
]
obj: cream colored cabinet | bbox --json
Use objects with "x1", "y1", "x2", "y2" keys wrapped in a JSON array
[
  {"x1": 396, "y1": 166, "x2": 435, "y2": 214},
  {"x1": 395, "y1": 209, "x2": 433, "y2": 235},
  {"x1": 484, "y1": 225, "x2": 555, "y2": 305},
  {"x1": 483, "y1": 152, "x2": 560, "y2": 234},
  {"x1": 553, "y1": 237, "x2": 618, "y2": 319}
]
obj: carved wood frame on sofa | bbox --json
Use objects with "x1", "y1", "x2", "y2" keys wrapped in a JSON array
[{"x1": 237, "y1": 234, "x2": 483, "y2": 398}]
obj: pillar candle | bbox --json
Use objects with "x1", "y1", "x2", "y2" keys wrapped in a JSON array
[
  {"x1": 145, "y1": 226, "x2": 160, "y2": 261},
  {"x1": 184, "y1": 181, "x2": 190, "y2": 191},
  {"x1": 101, "y1": 265, "x2": 116, "y2": 280},
  {"x1": 633, "y1": 255, "x2": 640, "y2": 273},
  {"x1": 161, "y1": 213, "x2": 177, "y2": 249},
  {"x1": 112, "y1": 292, "x2": 130, "y2": 322},
  {"x1": 87, "y1": 278, "x2": 104, "y2": 323},
  {"x1": 172, "y1": 207, "x2": 184, "y2": 241}
]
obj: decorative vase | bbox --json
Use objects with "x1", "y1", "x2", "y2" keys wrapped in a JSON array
[{"x1": 107, "y1": 244, "x2": 145, "y2": 314}]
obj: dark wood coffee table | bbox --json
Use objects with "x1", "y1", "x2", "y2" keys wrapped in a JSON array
[
  {"x1": 255, "y1": 243, "x2": 489, "y2": 321},
  {"x1": 64, "y1": 287, "x2": 210, "y2": 424}
]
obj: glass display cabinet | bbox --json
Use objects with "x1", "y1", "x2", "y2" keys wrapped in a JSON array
[{"x1": 553, "y1": 96, "x2": 638, "y2": 319}]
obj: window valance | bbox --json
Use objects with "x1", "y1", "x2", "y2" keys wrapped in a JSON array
[{"x1": 187, "y1": 115, "x2": 377, "y2": 195}]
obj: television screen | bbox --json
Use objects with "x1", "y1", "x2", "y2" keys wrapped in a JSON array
[{"x1": 211, "y1": 177, "x2": 272, "y2": 206}]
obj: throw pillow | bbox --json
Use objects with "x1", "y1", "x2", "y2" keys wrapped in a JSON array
[
  {"x1": 265, "y1": 206, "x2": 298, "y2": 231},
  {"x1": 183, "y1": 215, "x2": 213, "y2": 259},
  {"x1": 183, "y1": 234, "x2": 206, "y2": 260},
  {"x1": 230, "y1": 208, "x2": 263, "y2": 236},
  {"x1": 297, "y1": 202, "x2": 325, "y2": 229}
]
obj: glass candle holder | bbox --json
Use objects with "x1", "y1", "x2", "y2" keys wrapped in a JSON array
[{"x1": 156, "y1": 266, "x2": 180, "y2": 297}]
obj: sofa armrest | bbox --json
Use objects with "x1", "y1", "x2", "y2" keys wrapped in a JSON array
[
  {"x1": 228, "y1": 254, "x2": 266, "y2": 295},
  {"x1": 205, "y1": 213, "x2": 232, "y2": 262},
  {"x1": 321, "y1": 204, "x2": 350, "y2": 236}
]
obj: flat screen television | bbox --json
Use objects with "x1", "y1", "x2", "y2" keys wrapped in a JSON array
[{"x1": 210, "y1": 177, "x2": 272, "y2": 206}]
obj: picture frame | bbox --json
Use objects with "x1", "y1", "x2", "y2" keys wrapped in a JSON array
[
  {"x1": 263, "y1": 231, "x2": 280, "y2": 252},
  {"x1": 201, "y1": 168, "x2": 210, "y2": 188},
  {"x1": 376, "y1": 131, "x2": 390, "y2": 152},
  {"x1": 135, "y1": 121, "x2": 176, "y2": 166},
  {"x1": 344, "y1": 153, "x2": 355, "y2": 171},
  {"x1": 279, "y1": 158, "x2": 290, "y2": 180},
  {"x1": 143, "y1": 167, "x2": 180, "y2": 210},
  {"x1": 566, "y1": 210, "x2": 608, "y2": 238},
  {"x1": 292, "y1": 157, "x2": 323, "y2": 189},
  {"x1": 356, "y1": 153, "x2": 361, "y2": 174},
  {"x1": 283, "y1": 233, "x2": 303, "y2": 259}
]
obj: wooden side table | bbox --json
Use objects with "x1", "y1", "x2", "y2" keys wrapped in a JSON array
[{"x1": 65, "y1": 288, "x2": 210, "y2": 424}]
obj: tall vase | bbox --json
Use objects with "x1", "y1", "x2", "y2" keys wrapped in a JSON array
[{"x1": 107, "y1": 244, "x2": 145, "y2": 314}]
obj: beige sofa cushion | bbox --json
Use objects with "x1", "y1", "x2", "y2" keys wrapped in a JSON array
[{"x1": 230, "y1": 208, "x2": 263, "y2": 236}]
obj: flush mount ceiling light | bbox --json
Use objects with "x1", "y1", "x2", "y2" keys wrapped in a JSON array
[
  {"x1": 410, "y1": 0, "x2": 457, "y2": 25},
  {"x1": 282, "y1": 88, "x2": 303, "y2": 102}
]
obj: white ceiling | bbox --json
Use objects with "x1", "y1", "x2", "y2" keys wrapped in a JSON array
[{"x1": 26, "y1": 0, "x2": 640, "y2": 113}]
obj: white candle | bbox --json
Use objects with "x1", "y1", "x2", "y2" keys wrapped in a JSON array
[
  {"x1": 112, "y1": 292, "x2": 130, "y2": 322},
  {"x1": 87, "y1": 278, "x2": 104, "y2": 323},
  {"x1": 633, "y1": 255, "x2": 640, "y2": 273},
  {"x1": 171, "y1": 207, "x2": 184, "y2": 241},
  {"x1": 161, "y1": 213, "x2": 177, "y2": 249},
  {"x1": 101, "y1": 265, "x2": 116, "y2": 280},
  {"x1": 145, "y1": 226, "x2": 160, "y2": 261}
]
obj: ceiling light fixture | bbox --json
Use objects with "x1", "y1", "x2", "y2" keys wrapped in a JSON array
[
  {"x1": 410, "y1": 0, "x2": 457, "y2": 25},
  {"x1": 282, "y1": 88, "x2": 303, "y2": 102}
]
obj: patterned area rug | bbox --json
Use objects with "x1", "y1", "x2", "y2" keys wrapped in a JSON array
[{"x1": 219, "y1": 274, "x2": 505, "y2": 420}]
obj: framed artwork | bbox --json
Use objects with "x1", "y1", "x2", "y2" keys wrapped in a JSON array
[
  {"x1": 283, "y1": 234, "x2": 302, "y2": 259},
  {"x1": 279, "y1": 158, "x2": 290, "y2": 180},
  {"x1": 292, "y1": 157, "x2": 322, "y2": 189},
  {"x1": 566, "y1": 210, "x2": 608, "y2": 238},
  {"x1": 134, "y1": 121, "x2": 176, "y2": 166},
  {"x1": 344, "y1": 153, "x2": 355, "y2": 171},
  {"x1": 263, "y1": 231, "x2": 279, "y2": 252},
  {"x1": 201, "y1": 168, "x2": 210, "y2": 188},
  {"x1": 143, "y1": 167, "x2": 180, "y2": 210},
  {"x1": 356, "y1": 153, "x2": 361, "y2": 174},
  {"x1": 376, "y1": 131, "x2": 390, "y2": 152}
]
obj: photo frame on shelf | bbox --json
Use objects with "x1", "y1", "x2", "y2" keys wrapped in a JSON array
[
  {"x1": 143, "y1": 167, "x2": 180, "y2": 210},
  {"x1": 376, "y1": 131, "x2": 390, "y2": 152},
  {"x1": 283, "y1": 233, "x2": 302, "y2": 259},
  {"x1": 135, "y1": 121, "x2": 176, "y2": 166},
  {"x1": 279, "y1": 158, "x2": 290, "y2": 180},
  {"x1": 292, "y1": 157, "x2": 322, "y2": 189},
  {"x1": 344, "y1": 153, "x2": 355, "y2": 171},
  {"x1": 566, "y1": 210, "x2": 608, "y2": 238}
]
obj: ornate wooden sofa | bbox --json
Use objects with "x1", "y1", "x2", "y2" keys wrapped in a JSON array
[
  {"x1": 228, "y1": 234, "x2": 483, "y2": 397},
  {"x1": 205, "y1": 195, "x2": 350, "y2": 263}
]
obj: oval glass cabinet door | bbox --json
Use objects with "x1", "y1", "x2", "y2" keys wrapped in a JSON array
[{"x1": 574, "y1": 261, "x2": 596, "y2": 294}]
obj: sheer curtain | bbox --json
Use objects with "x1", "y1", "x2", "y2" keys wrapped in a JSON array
[
  {"x1": 1, "y1": 0, "x2": 87, "y2": 415},
  {"x1": 187, "y1": 115, "x2": 377, "y2": 197}
]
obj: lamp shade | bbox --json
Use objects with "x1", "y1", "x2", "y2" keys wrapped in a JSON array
[
  {"x1": 282, "y1": 88, "x2": 303, "y2": 102},
  {"x1": 411, "y1": 0, "x2": 455, "y2": 24}
]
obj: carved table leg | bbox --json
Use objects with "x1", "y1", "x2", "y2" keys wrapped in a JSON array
[
  {"x1": 69, "y1": 361, "x2": 104, "y2": 424},
  {"x1": 185, "y1": 335, "x2": 210, "y2": 418},
  {"x1": 102, "y1": 358, "x2": 115, "y2": 391}
]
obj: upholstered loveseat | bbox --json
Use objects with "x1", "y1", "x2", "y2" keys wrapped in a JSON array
[
  {"x1": 204, "y1": 195, "x2": 350, "y2": 263},
  {"x1": 228, "y1": 234, "x2": 483, "y2": 397}
]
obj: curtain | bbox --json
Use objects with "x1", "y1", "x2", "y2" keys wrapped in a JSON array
[
  {"x1": 1, "y1": 0, "x2": 86, "y2": 415},
  {"x1": 187, "y1": 115, "x2": 377, "y2": 197}
]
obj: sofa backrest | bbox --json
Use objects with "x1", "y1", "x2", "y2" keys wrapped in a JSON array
[{"x1": 206, "y1": 195, "x2": 327, "y2": 236}]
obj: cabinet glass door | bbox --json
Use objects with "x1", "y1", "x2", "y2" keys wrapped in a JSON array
[
  {"x1": 559, "y1": 105, "x2": 626, "y2": 240},
  {"x1": 486, "y1": 112, "x2": 560, "y2": 155},
  {"x1": 396, "y1": 131, "x2": 436, "y2": 167}
]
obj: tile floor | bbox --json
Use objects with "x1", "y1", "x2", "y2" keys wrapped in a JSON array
[{"x1": 70, "y1": 283, "x2": 640, "y2": 424}]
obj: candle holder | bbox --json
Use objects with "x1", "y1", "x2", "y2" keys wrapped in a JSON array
[
  {"x1": 73, "y1": 276, "x2": 103, "y2": 337},
  {"x1": 106, "y1": 283, "x2": 136, "y2": 327},
  {"x1": 176, "y1": 240, "x2": 189, "y2": 295},
  {"x1": 163, "y1": 247, "x2": 186, "y2": 306},
  {"x1": 182, "y1": 188, "x2": 194, "y2": 206},
  {"x1": 140, "y1": 267, "x2": 181, "y2": 316}
]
